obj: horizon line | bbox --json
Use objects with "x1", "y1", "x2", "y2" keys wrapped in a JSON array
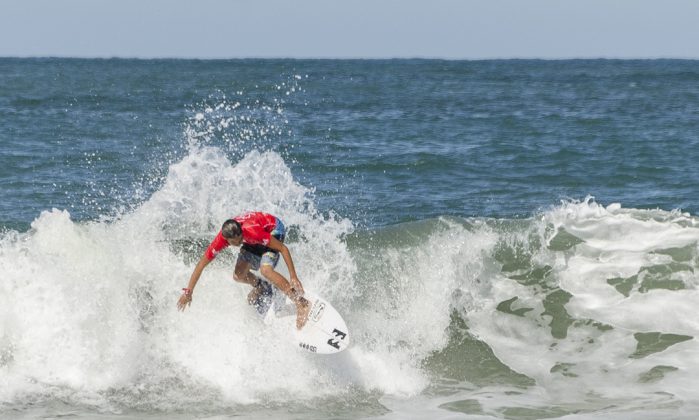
[{"x1": 2, "y1": 55, "x2": 699, "y2": 61}]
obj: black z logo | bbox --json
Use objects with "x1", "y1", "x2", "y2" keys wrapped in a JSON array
[{"x1": 327, "y1": 328, "x2": 347, "y2": 349}]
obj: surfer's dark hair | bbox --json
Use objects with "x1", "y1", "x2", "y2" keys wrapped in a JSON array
[{"x1": 221, "y1": 219, "x2": 242, "y2": 238}]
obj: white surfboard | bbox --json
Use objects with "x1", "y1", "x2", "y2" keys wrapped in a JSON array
[{"x1": 253, "y1": 279, "x2": 350, "y2": 354}]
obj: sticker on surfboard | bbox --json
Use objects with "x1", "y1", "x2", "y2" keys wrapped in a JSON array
[{"x1": 253, "y1": 280, "x2": 350, "y2": 354}]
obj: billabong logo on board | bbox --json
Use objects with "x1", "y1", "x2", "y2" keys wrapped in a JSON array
[{"x1": 327, "y1": 328, "x2": 347, "y2": 350}]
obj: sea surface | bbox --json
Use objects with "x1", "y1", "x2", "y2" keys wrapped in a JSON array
[{"x1": 1, "y1": 58, "x2": 699, "y2": 419}]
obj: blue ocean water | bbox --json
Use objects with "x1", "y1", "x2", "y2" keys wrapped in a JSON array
[
  {"x1": 3, "y1": 59, "x2": 699, "y2": 231},
  {"x1": 2, "y1": 58, "x2": 699, "y2": 419}
]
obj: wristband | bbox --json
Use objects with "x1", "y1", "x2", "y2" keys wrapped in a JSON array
[{"x1": 182, "y1": 288, "x2": 192, "y2": 296}]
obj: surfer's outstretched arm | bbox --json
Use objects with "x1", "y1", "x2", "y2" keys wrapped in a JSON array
[{"x1": 178, "y1": 254, "x2": 211, "y2": 311}]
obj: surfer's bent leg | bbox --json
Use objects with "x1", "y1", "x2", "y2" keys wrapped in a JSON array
[
  {"x1": 258, "y1": 252, "x2": 290, "y2": 293},
  {"x1": 259, "y1": 253, "x2": 309, "y2": 329},
  {"x1": 234, "y1": 249, "x2": 268, "y2": 305},
  {"x1": 233, "y1": 259, "x2": 257, "y2": 286}
]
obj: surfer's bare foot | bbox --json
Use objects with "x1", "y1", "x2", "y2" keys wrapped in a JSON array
[
  {"x1": 247, "y1": 282, "x2": 263, "y2": 305},
  {"x1": 295, "y1": 297, "x2": 310, "y2": 330}
]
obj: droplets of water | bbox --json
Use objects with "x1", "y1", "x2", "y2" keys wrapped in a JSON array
[{"x1": 183, "y1": 76, "x2": 307, "y2": 161}]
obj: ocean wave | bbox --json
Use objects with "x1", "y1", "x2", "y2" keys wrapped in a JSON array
[{"x1": 2, "y1": 147, "x2": 698, "y2": 417}]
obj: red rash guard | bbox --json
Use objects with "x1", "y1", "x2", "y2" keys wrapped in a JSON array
[{"x1": 204, "y1": 212, "x2": 279, "y2": 261}]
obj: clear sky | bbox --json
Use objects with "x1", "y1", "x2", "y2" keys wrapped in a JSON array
[{"x1": 2, "y1": 0, "x2": 699, "y2": 59}]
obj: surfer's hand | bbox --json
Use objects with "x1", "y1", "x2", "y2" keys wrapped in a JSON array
[
  {"x1": 295, "y1": 296, "x2": 310, "y2": 330},
  {"x1": 289, "y1": 286, "x2": 305, "y2": 304},
  {"x1": 290, "y1": 276, "x2": 304, "y2": 297},
  {"x1": 177, "y1": 289, "x2": 192, "y2": 311}
]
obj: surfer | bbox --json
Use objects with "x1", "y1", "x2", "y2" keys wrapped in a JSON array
[{"x1": 177, "y1": 211, "x2": 310, "y2": 329}]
